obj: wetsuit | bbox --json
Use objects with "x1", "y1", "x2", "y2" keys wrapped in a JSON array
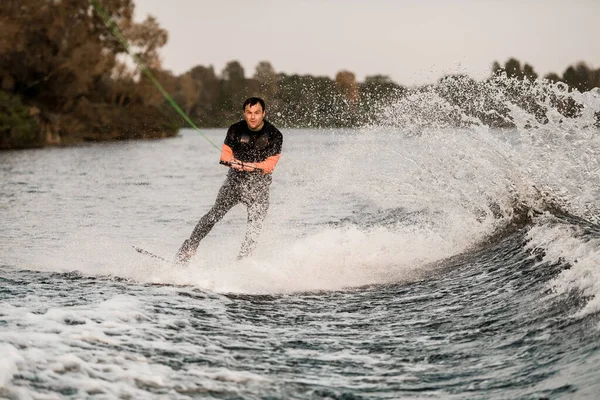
[{"x1": 176, "y1": 120, "x2": 283, "y2": 262}]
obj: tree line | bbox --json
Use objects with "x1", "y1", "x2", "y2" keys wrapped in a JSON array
[
  {"x1": 1, "y1": 0, "x2": 178, "y2": 150},
  {"x1": 1, "y1": 0, "x2": 599, "y2": 150}
]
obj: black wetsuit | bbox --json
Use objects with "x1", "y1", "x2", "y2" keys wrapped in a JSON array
[
  {"x1": 225, "y1": 120, "x2": 283, "y2": 165},
  {"x1": 176, "y1": 120, "x2": 283, "y2": 261}
]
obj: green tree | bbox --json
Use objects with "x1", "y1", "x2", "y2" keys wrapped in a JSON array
[
  {"x1": 562, "y1": 62, "x2": 600, "y2": 92},
  {"x1": 253, "y1": 61, "x2": 280, "y2": 115},
  {"x1": 253, "y1": 61, "x2": 279, "y2": 97},
  {"x1": 544, "y1": 72, "x2": 562, "y2": 83},
  {"x1": 358, "y1": 75, "x2": 404, "y2": 124},
  {"x1": 217, "y1": 61, "x2": 250, "y2": 123},
  {"x1": 492, "y1": 58, "x2": 538, "y2": 81},
  {"x1": 186, "y1": 65, "x2": 220, "y2": 126},
  {"x1": 0, "y1": 92, "x2": 41, "y2": 149},
  {"x1": 0, "y1": 0, "x2": 176, "y2": 148},
  {"x1": 522, "y1": 63, "x2": 538, "y2": 81}
]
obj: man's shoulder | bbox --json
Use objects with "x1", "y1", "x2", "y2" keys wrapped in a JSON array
[
  {"x1": 264, "y1": 120, "x2": 282, "y2": 136},
  {"x1": 228, "y1": 120, "x2": 246, "y2": 131}
]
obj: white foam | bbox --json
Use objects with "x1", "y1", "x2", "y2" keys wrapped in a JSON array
[
  {"x1": 526, "y1": 217, "x2": 600, "y2": 318},
  {"x1": 0, "y1": 295, "x2": 233, "y2": 398},
  {"x1": 52, "y1": 220, "x2": 484, "y2": 294},
  {"x1": 187, "y1": 367, "x2": 268, "y2": 383},
  {"x1": 0, "y1": 343, "x2": 23, "y2": 387}
]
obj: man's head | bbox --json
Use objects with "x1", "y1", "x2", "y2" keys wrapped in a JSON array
[{"x1": 243, "y1": 97, "x2": 266, "y2": 130}]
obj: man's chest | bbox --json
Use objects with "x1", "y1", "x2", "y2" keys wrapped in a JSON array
[{"x1": 234, "y1": 130, "x2": 271, "y2": 150}]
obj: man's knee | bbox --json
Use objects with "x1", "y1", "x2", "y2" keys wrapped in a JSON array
[
  {"x1": 250, "y1": 200, "x2": 269, "y2": 221},
  {"x1": 208, "y1": 202, "x2": 231, "y2": 222}
]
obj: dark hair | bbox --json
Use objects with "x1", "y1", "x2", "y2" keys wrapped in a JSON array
[{"x1": 243, "y1": 97, "x2": 265, "y2": 112}]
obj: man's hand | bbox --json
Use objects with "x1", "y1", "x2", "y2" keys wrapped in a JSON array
[
  {"x1": 230, "y1": 159, "x2": 257, "y2": 172},
  {"x1": 242, "y1": 162, "x2": 257, "y2": 172},
  {"x1": 230, "y1": 159, "x2": 243, "y2": 170}
]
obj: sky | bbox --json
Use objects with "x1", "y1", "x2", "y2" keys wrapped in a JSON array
[{"x1": 134, "y1": 0, "x2": 600, "y2": 86}]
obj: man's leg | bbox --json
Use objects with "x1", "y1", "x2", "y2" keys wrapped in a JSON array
[
  {"x1": 175, "y1": 178, "x2": 239, "y2": 263},
  {"x1": 238, "y1": 188, "x2": 270, "y2": 259}
]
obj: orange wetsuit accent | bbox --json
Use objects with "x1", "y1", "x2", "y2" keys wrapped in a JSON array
[
  {"x1": 254, "y1": 154, "x2": 281, "y2": 174},
  {"x1": 220, "y1": 144, "x2": 234, "y2": 163}
]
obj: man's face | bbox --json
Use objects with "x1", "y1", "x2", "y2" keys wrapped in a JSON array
[{"x1": 244, "y1": 103, "x2": 265, "y2": 130}]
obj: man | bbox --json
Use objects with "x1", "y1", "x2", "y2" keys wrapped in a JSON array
[{"x1": 175, "y1": 97, "x2": 283, "y2": 264}]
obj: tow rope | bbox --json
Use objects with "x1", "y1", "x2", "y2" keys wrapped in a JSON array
[{"x1": 90, "y1": 0, "x2": 220, "y2": 151}]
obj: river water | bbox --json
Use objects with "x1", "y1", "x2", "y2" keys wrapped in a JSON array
[{"x1": 1, "y1": 83, "x2": 600, "y2": 399}]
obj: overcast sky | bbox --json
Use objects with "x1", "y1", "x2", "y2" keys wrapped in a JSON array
[{"x1": 134, "y1": 0, "x2": 600, "y2": 86}]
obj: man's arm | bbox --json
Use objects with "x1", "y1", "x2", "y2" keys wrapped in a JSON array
[
  {"x1": 220, "y1": 144, "x2": 248, "y2": 171},
  {"x1": 220, "y1": 125, "x2": 236, "y2": 163},
  {"x1": 220, "y1": 125, "x2": 247, "y2": 170},
  {"x1": 220, "y1": 144, "x2": 234, "y2": 163},
  {"x1": 253, "y1": 154, "x2": 280, "y2": 174},
  {"x1": 253, "y1": 127, "x2": 283, "y2": 174}
]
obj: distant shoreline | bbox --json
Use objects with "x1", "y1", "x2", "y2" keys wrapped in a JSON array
[{"x1": 2, "y1": 1, "x2": 598, "y2": 151}]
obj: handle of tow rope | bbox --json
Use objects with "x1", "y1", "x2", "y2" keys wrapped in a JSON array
[{"x1": 219, "y1": 160, "x2": 264, "y2": 173}]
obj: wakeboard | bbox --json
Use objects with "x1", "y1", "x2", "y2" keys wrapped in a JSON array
[{"x1": 132, "y1": 246, "x2": 169, "y2": 262}]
